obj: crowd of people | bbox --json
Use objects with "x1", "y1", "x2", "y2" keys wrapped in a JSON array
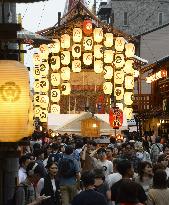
[{"x1": 13, "y1": 132, "x2": 169, "y2": 205}]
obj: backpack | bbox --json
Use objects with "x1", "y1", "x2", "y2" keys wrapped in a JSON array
[{"x1": 58, "y1": 157, "x2": 75, "y2": 178}]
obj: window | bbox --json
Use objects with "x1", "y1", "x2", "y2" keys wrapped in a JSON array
[
  {"x1": 158, "y1": 12, "x2": 163, "y2": 26},
  {"x1": 123, "y1": 12, "x2": 128, "y2": 26}
]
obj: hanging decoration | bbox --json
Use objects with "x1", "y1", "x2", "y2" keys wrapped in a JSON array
[
  {"x1": 61, "y1": 67, "x2": 70, "y2": 81},
  {"x1": 104, "y1": 66, "x2": 113, "y2": 79},
  {"x1": 115, "y1": 37, "x2": 125, "y2": 52},
  {"x1": 72, "y1": 60, "x2": 81, "y2": 72},
  {"x1": 51, "y1": 56, "x2": 60, "y2": 71},
  {"x1": 103, "y1": 82, "x2": 113, "y2": 95},
  {"x1": 72, "y1": 44, "x2": 81, "y2": 58},
  {"x1": 83, "y1": 19, "x2": 92, "y2": 35},
  {"x1": 94, "y1": 60, "x2": 103, "y2": 74},
  {"x1": 73, "y1": 28, "x2": 82, "y2": 42},
  {"x1": 104, "y1": 50, "x2": 114, "y2": 64},
  {"x1": 109, "y1": 107, "x2": 123, "y2": 129},
  {"x1": 123, "y1": 107, "x2": 133, "y2": 119},
  {"x1": 61, "y1": 82, "x2": 71, "y2": 95},
  {"x1": 125, "y1": 43, "x2": 135, "y2": 58},
  {"x1": 93, "y1": 28, "x2": 103, "y2": 43},
  {"x1": 49, "y1": 39, "x2": 60, "y2": 53},
  {"x1": 51, "y1": 73, "x2": 60, "y2": 86},
  {"x1": 83, "y1": 53, "x2": 93, "y2": 65},
  {"x1": 94, "y1": 45, "x2": 103, "y2": 59},
  {"x1": 61, "y1": 34, "x2": 70, "y2": 49},
  {"x1": 83, "y1": 37, "x2": 93, "y2": 50},
  {"x1": 104, "y1": 33, "x2": 114, "y2": 47},
  {"x1": 51, "y1": 89, "x2": 60, "y2": 102},
  {"x1": 61, "y1": 51, "x2": 70, "y2": 65},
  {"x1": 51, "y1": 104, "x2": 60, "y2": 114}
]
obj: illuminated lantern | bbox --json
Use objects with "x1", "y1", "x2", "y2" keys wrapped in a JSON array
[
  {"x1": 51, "y1": 104, "x2": 60, "y2": 114},
  {"x1": 33, "y1": 53, "x2": 41, "y2": 65},
  {"x1": 27, "y1": 97, "x2": 34, "y2": 136},
  {"x1": 40, "y1": 94, "x2": 49, "y2": 108},
  {"x1": 61, "y1": 51, "x2": 70, "y2": 65},
  {"x1": 72, "y1": 60, "x2": 81, "y2": 72},
  {"x1": 93, "y1": 28, "x2": 103, "y2": 43},
  {"x1": 114, "y1": 54, "x2": 125, "y2": 68},
  {"x1": 39, "y1": 44, "x2": 48, "y2": 53},
  {"x1": 61, "y1": 67, "x2": 70, "y2": 80},
  {"x1": 161, "y1": 70, "x2": 167, "y2": 78},
  {"x1": 51, "y1": 56, "x2": 60, "y2": 71},
  {"x1": 72, "y1": 44, "x2": 81, "y2": 58},
  {"x1": 104, "y1": 33, "x2": 113, "y2": 47},
  {"x1": 134, "y1": 70, "x2": 139, "y2": 78},
  {"x1": 83, "y1": 19, "x2": 92, "y2": 35},
  {"x1": 61, "y1": 82, "x2": 71, "y2": 95},
  {"x1": 39, "y1": 62, "x2": 49, "y2": 76},
  {"x1": 125, "y1": 76, "x2": 134, "y2": 89},
  {"x1": 40, "y1": 78, "x2": 49, "y2": 92},
  {"x1": 73, "y1": 28, "x2": 82, "y2": 42},
  {"x1": 104, "y1": 50, "x2": 114, "y2": 63},
  {"x1": 83, "y1": 37, "x2": 93, "y2": 50},
  {"x1": 125, "y1": 43, "x2": 135, "y2": 58},
  {"x1": 39, "y1": 51, "x2": 48, "y2": 60},
  {"x1": 104, "y1": 66, "x2": 113, "y2": 79},
  {"x1": 114, "y1": 70, "x2": 124, "y2": 84},
  {"x1": 116, "y1": 102, "x2": 124, "y2": 111},
  {"x1": 123, "y1": 107, "x2": 133, "y2": 119},
  {"x1": 109, "y1": 107, "x2": 123, "y2": 129},
  {"x1": 34, "y1": 80, "x2": 41, "y2": 92},
  {"x1": 83, "y1": 53, "x2": 92, "y2": 65},
  {"x1": 124, "y1": 60, "x2": 134, "y2": 74},
  {"x1": 94, "y1": 60, "x2": 103, "y2": 73},
  {"x1": 61, "y1": 34, "x2": 70, "y2": 49},
  {"x1": 49, "y1": 39, "x2": 60, "y2": 53},
  {"x1": 39, "y1": 109, "x2": 48, "y2": 122},
  {"x1": 124, "y1": 92, "x2": 133, "y2": 105},
  {"x1": 115, "y1": 37, "x2": 125, "y2": 52},
  {"x1": 33, "y1": 66, "x2": 40, "y2": 79},
  {"x1": 51, "y1": 89, "x2": 60, "y2": 102},
  {"x1": 94, "y1": 45, "x2": 103, "y2": 59},
  {"x1": 114, "y1": 86, "x2": 124, "y2": 101},
  {"x1": 51, "y1": 73, "x2": 60, "y2": 86},
  {"x1": 34, "y1": 106, "x2": 41, "y2": 118},
  {"x1": 103, "y1": 82, "x2": 113, "y2": 95},
  {"x1": 34, "y1": 94, "x2": 40, "y2": 106},
  {"x1": 0, "y1": 60, "x2": 30, "y2": 142}
]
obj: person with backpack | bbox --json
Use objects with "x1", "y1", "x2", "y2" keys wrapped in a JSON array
[
  {"x1": 58, "y1": 145, "x2": 80, "y2": 205},
  {"x1": 150, "y1": 137, "x2": 163, "y2": 163}
]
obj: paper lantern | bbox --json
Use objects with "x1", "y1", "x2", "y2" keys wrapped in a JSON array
[
  {"x1": 40, "y1": 94, "x2": 49, "y2": 108},
  {"x1": 115, "y1": 37, "x2": 125, "y2": 52},
  {"x1": 83, "y1": 53, "x2": 93, "y2": 65},
  {"x1": 39, "y1": 109, "x2": 48, "y2": 122},
  {"x1": 34, "y1": 106, "x2": 41, "y2": 118},
  {"x1": 124, "y1": 92, "x2": 133, "y2": 105},
  {"x1": 33, "y1": 53, "x2": 41, "y2": 65},
  {"x1": 72, "y1": 60, "x2": 81, "y2": 72},
  {"x1": 51, "y1": 104, "x2": 60, "y2": 114},
  {"x1": 114, "y1": 87, "x2": 124, "y2": 101},
  {"x1": 39, "y1": 51, "x2": 48, "y2": 60},
  {"x1": 61, "y1": 34, "x2": 70, "y2": 49},
  {"x1": 61, "y1": 51, "x2": 70, "y2": 65},
  {"x1": 125, "y1": 43, "x2": 135, "y2": 58},
  {"x1": 61, "y1": 67, "x2": 70, "y2": 80},
  {"x1": 104, "y1": 66, "x2": 113, "y2": 79},
  {"x1": 61, "y1": 82, "x2": 71, "y2": 95},
  {"x1": 125, "y1": 75, "x2": 134, "y2": 89},
  {"x1": 51, "y1": 73, "x2": 60, "y2": 86},
  {"x1": 94, "y1": 60, "x2": 103, "y2": 73},
  {"x1": 72, "y1": 44, "x2": 81, "y2": 58},
  {"x1": 103, "y1": 82, "x2": 113, "y2": 95},
  {"x1": 49, "y1": 39, "x2": 60, "y2": 53},
  {"x1": 40, "y1": 78, "x2": 49, "y2": 92},
  {"x1": 114, "y1": 54, "x2": 125, "y2": 68},
  {"x1": 27, "y1": 97, "x2": 34, "y2": 136},
  {"x1": 0, "y1": 60, "x2": 30, "y2": 142},
  {"x1": 94, "y1": 45, "x2": 103, "y2": 59},
  {"x1": 51, "y1": 56, "x2": 60, "y2": 71},
  {"x1": 39, "y1": 62, "x2": 49, "y2": 76},
  {"x1": 34, "y1": 94, "x2": 40, "y2": 106},
  {"x1": 123, "y1": 60, "x2": 134, "y2": 74},
  {"x1": 104, "y1": 50, "x2": 114, "y2": 63},
  {"x1": 104, "y1": 33, "x2": 114, "y2": 47},
  {"x1": 83, "y1": 19, "x2": 92, "y2": 35},
  {"x1": 109, "y1": 108, "x2": 123, "y2": 129},
  {"x1": 134, "y1": 70, "x2": 139, "y2": 78},
  {"x1": 123, "y1": 107, "x2": 133, "y2": 119},
  {"x1": 34, "y1": 80, "x2": 41, "y2": 93},
  {"x1": 39, "y1": 44, "x2": 49, "y2": 53},
  {"x1": 114, "y1": 70, "x2": 125, "y2": 84},
  {"x1": 83, "y1": 37, "x2": 93, "y2": 50},
  {"x1": 73, "y1": 28, "x2": 82, "y2": 42},
  {"x1": 93, "y1": 28, "x2": 103, "y2": 43},
  {"x1": 33, "y1": 66, "x2": 41, "y2": 79},
  {"x1": 116, "y1": 103, "x2": 124, "y2": 111},
  {"x1": 51, "y1": 89, "x2": 60, "y2": 102}
]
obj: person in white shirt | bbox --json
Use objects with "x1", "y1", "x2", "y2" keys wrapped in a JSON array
[{"x1": 18, "y1": 155, "x2": 30, "y2": 183}]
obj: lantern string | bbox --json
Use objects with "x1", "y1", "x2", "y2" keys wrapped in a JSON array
[
  {"x1": 37, "y1": 2, "x2": 46, "y2": 31},
  {"x1": 21, "y1": 6, "x2": 28, "y2": 20}
]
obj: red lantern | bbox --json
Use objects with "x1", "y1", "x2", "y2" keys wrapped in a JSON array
[
  {"x1": 109, "y1": 107, "x2": 123, "y2": 129},
  {"x1": 83, "y1": 20, "x2": 92, "y2": 35}
]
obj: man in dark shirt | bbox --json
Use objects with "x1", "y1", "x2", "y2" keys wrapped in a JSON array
[{"x1": 71, "y1": 171, "x2": 107, "y2": 205}]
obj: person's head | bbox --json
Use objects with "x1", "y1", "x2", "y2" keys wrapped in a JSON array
[
  {"x1": 59, "y1": 143, "x2": 65, "y2": 153},
  {"x1": 123, "y1": 142, "x2": 135, "y2": 157},
  {"x1": 97, "y1": 148, "x2": 106, "y2": 161},
  {"x1": 116, "y1": 160, "x2": 134, "y2": 178},
  {"x1": 94, "y1": 168, "x2": 105, "y2": 181},
  {"x1": 19, "y1": 155, "x2": 30, "y2": 168},
  {"x1": 153, "y1": 169, "x2": 168, "y2": 189},
  {"x1": 113, "y1": 158, "x2": 120, "y2": 172},
  {"x1": 81, "y1": 171, "x2": 95, "y2": 188},
  {"x1": 46, "y1": 161, "x2": 58, "y2": 177},
  {"x1": 65, "y1": 145, "x2": 73, "y2": 155},
  {"x1": 106, "y1": 147, "x2": 113, "y2": 158},
  {"x1": 153, "y1": 163, "x2": 165, "y2": 173},
  {"x1": 33, "y1": 142, "x2": 41, "y2": 151},
  {"x1": 87, "y1": 140, "x2": 97, "y2": 151},
  {"x1": 110, "y1": 137, "x2": 116, "y2": 144},
  {"x1": 157, "y1": 154, "x2": 168, "y2": 168},
  {"x1": 26, "y1": 162, "x2": 43, "y2": 184},
  {"x1": 75, "y1": 140, "x2": 84, "y2": 149},
  {"x1": 138, "y1": 161, "x2": 153, "y2": 181},
  {"x1": 44, "y1": 144, "x2": 52, "y2": 158},
  {"x1": 33, "y1": 148, "x2": 44, "y2": 160},
  {"x1": 163, "y1": 144, "x2": 169, "y2": 156},
  {"x1": 26, "y1": 153, "x2": 35, "y2": 163},
  {"x1": 56, "y1": 136, "x2": 62, "y2": 145},
  {"x1": 51, "y1": 143, "x2": 59, "y2": 152},
  {"x1": 155, "y1": 136, "x2": 161, "y2": 143}
]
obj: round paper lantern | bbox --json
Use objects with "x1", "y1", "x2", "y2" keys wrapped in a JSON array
[
  {"x1": 123, "y1": 107, "x2": 133, "y2": 119},
  {"x1": 61, "y1": 67, "x2": 70, "y2": 80},
  {"x1": 104, "y1": 33, "x2": 114, "y2": 47},
  {"x1": 73, "y1": 28, "x2": 82, "y2": 42},
  {"x1": 72, "y1": 44, "x2": 81, "y2": 58},
  {"x1": 34, "y1": 94, "x2": 40, "y2": 106},
  {"x1": 27, "y1": 97, "x2": 34, "y2": 136},
  {"x1": 114, "y1": 54, "x2": 125, "y2": 68},
  {"x1": 123, "y1": 60, "x2": 134, "y2": 74},
  {"x1": 40, "y1": 78, "x2": 49, "y2": 92},
  {"x1": 93, "y1": 28, "x2": 103, "y2": 43},
  {"x1": 51, "y1": 73, "x2": 60, "y2": 86},
  {"x1": 61, "y1": 51, "x2": 70, "y2": 65},
  {"x1": 34, "y1": 106, "x2": 41, "y2": 118},
  {"x1": 51, "y1": 104, "x2": 60, "y2": 114},
  {"x1": 33, "y1": 66, "x2": 41, "y2": 79},
  {"x1": 83, "y1": 19, "x2": 92, "y2": 35},
  {"x1": 125, "y1": 43, "x2": 135, "y2": 58},
  {"x1": 116, "y1": 102, "x2": 124, "y2": 111},
  {"x1": 49, "y1": 39, "x2": 60, "y2": 53},
  {"x1": 94, "y1": 60, "x2": 103, "y2": 74},
  {"x1": 51, "y1": 89, "x2": 60, "y2": 102},
  {"x1": 114, "y1": 70, "x2": 124, "y2": 84},
  {"x1": 39, "y1": 44, "x2": 49, "y2": 53},
  {"x1": 40, "y1": 62, "x2": 49, "y2": 76},
  {"x1": 51, "y1": 56, "x2": 60, "y2": 71},
  {"x1": 124, "y1": 92, "x2": 133, "y2": 105},
  {"x1": 83, "y1": 53, "x2": 93, "y2": 65},
  {"x1": 104, "y1": 66, "x2": 113, "y2": 79},
  {"x1": 61, "y1": 82, "x2": 71, "y2": 95},
  {"x1": 39, "y1": 109, "x2": 48, "y2": 122},
  {"x1": 72, "y1": 60, "x2": 81, "y2": 72},
  {"x1": 125, "y1": 75, "x2": 134, "y2": 89},
  {"x1": 34, "y1": 80, "x2": 41, "y2": 93},
  {"x1": 40, "y1": 94, "x2": 49, "y2": 108},
  {"x1": 0, "y1": 60, "x2": 30, "y2": 142},
  {"x1": 104, "y1": 50, "x2": 114, "y2": 63},
  {"x1": 33, "y1": 53, "x2": 41, "y2": 65},
  {"x1": 114, "y1": 86, "x2": 124, "y2": 101},
  {"x1": 103, "y1": 82, "x2": 113, "y2": 95},
  {"x1": 94, "y1": 45, "x2": 103, "y2": 59},
  {"x1": 83, "y1": 37, "x2": 93, "y2": 50},
  {"x1": 115, "y1": 37, "x2": 125, "y2": 52},
  {"x1": 61, "y1": 34, "x2": 70, "y2": 49}
]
